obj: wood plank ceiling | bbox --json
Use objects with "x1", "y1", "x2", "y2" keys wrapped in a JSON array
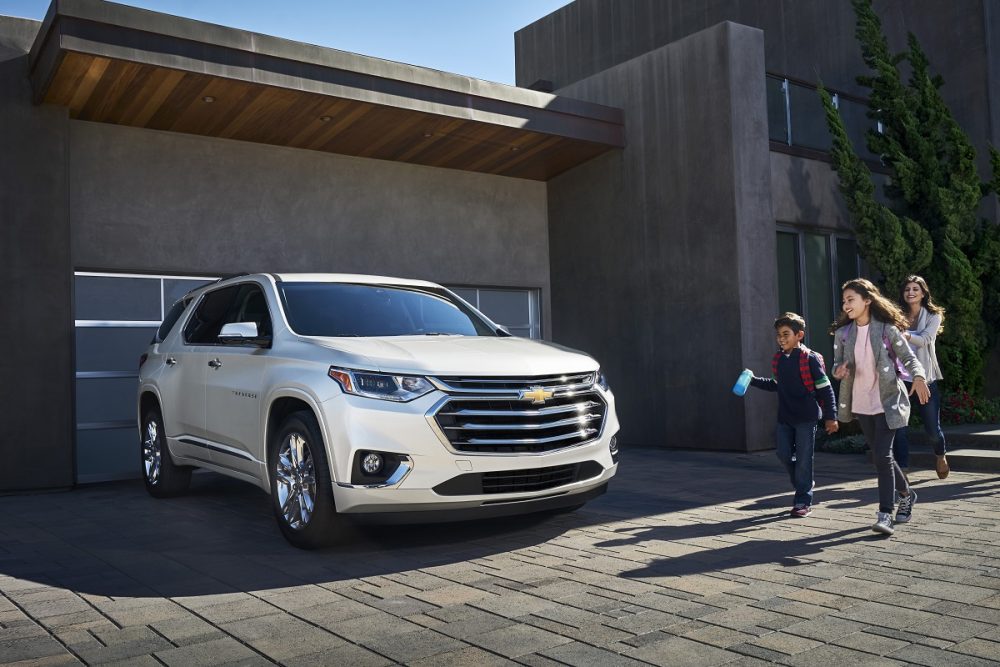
[{"x1": 31, "y1": 4, "x2": 624, "y2": 181}]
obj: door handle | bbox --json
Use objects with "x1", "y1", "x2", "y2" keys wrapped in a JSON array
[
  {"x1": 208, "y1": 358, "x2": 223, "y2": 369},
  {"x1": 165, "y1": 357, "x2": 177, "y2": 366}
]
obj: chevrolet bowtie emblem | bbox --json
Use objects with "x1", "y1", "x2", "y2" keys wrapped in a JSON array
[{"x1": 521, "y1": 386, "x2": 555, "y2": 404}]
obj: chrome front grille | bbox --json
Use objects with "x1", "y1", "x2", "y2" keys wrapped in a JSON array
[{"x1": 429, "y1": 374, "x2": 608, "y2": 454}]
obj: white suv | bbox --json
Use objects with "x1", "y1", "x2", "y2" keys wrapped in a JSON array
[{"x1": 138, "y1": 273, "x2": 619, "y2": 548}]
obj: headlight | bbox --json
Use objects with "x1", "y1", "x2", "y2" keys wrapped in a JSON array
[
  {"x1": 595, "y1": 369, "x2": 610, "y2": 392},
  {"x1": 328, "y1": 367, "x2": 434, "y2": 402}
]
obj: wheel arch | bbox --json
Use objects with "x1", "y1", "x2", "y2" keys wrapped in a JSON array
[{"x1": 264, "y1": 390, "x2": 335, "y2": 483}]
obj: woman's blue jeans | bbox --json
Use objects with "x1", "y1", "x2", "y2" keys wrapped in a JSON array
[
  {"x1": 775, "y1": 421, "x2": 815, "y2": 506},
  {"x1": 893, "y1": 380, "x2": 946, "y2": 467}
]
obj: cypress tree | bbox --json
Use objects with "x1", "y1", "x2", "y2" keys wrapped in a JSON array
[{"x1": 821, "y1": 0, "x2": 998, "y2": 391}]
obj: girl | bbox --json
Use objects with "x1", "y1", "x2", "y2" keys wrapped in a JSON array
[
  {"x1": 895, "y1": 275, "x2": 949, "y2": 479},
  {"x1": 830, "y1": 279, "x2": 930, "y2": 536}
]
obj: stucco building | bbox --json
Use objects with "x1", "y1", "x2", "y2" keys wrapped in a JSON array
[{"x1": 2, "y1": 0, "x2": 997, "y2": 491}]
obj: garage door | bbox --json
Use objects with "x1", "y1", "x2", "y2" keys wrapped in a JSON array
[
  {"x1": 74, "y1": 272, "x2": 215, "y2": 483},
  {"x1": 74, "y1": 273, "x2": 541, "y2": 483}
]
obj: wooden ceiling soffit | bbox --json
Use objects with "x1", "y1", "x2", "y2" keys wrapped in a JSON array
[{"x1": 28, "y1": 0, "x2": 625, "y2": 181}]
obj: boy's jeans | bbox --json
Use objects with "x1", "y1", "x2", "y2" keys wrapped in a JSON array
[
  {"x1": 893, "y1": 380, "x2": 946, "y2": 467},
  {"x1": 775, "y1": 421, "x2": 816, "y2": 506}
]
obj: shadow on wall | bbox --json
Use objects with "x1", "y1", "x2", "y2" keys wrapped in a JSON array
[{"x1": 784, "y1": 153, "x2": 822, "y2": 226}]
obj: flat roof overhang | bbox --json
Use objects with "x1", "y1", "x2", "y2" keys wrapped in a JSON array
[{"x1": 28, "y1": 0, "x2": 625, "y2": 181}]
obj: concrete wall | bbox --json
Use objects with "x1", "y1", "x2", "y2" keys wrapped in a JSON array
[
  {"x1": 0, "y1": 17, "x2": 74, "y2": 490},
  {"x1": 517, "y1": 0, "x2": 1000, "y2": 209},
  {"x1": 69, "y1": 122, "x2": 550, "y2": 313},
  {"x1": 547, "y1": 22, "x2": 777, "y2": 451}
]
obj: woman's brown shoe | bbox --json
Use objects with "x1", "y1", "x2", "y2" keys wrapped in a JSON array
[{"x1": 936, "y1": 455, "x2": 950, "y2": 479}]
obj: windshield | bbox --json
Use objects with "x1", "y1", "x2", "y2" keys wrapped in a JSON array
[{"x1": 278, "y1": 283, "x2": 498, "y2": 337}]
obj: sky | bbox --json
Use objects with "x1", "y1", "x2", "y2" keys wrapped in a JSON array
[{"x1": 0, "y1": 0, "x2": 571, "y2": 85}]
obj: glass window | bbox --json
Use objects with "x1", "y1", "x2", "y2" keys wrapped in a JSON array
[
  {"x1": 478, "y1": 290, "x2": 530, "y2": 329},
  {"x1": 836, "y1": 238, "x2": 860, "y2": 290},
  {"x1": 76, "y1": 377, "x2": 140, "y2": 424},
  {"x1": 75, "y1": 275, "x2": 161, "y2": 321},
  {"x1": 776, "y1": 232, "x2": 801, "y2": 315},
  {"x1": 279, "y1": 283, "x2": 495, "y2": 337},
  {"x1": 447, "y1": 286, "x2": 541, "y2": 338},
  {"x1": 228, "y1": 284, "x2": 273, "y2": 339},
  {"x1": 788, "y1": 81, "x2": 833, "y2": 152},
  {"x1": 804, "y1": 234, "x2": 834, "y2": 360},
  {"x1": 183, "y1": 285, "x2": 241, "y2": 344},
  {"x1": 76, "y1": 327, "x2": 159, "y2": 372},
  {"x1": 766, "y1": 76, "x2": 789, "y2": 143},
  {"x1": 164, "y1": 278, "x2": 214, "y2": 306},
  {"x1": 155, "y1": 298, "x2": 191, "y2": 343},
  {"x1": 837, "y1": 97, "x2": 879, "y2": 160},
  {"x1": 778, "y1": 231, "x2": 861, "y2": 366}
]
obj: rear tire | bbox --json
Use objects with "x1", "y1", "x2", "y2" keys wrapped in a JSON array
[
  {"x1": 268, "y1": 411, "x2": 340, "y2": 549},
  {"x1": 141, "y1": 408, "x2": 191, "y2": 498}
]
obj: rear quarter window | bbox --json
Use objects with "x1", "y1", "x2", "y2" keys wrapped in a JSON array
[{"x1": 154, "y1": 298, "x2": 191, "y2": 343}]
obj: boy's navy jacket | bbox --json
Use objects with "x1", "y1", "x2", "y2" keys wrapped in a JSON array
[{"x1": 750, "y1": 347, "x2": 837, "y2": 425}]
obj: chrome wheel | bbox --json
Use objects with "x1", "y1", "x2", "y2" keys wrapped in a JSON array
[
  {"x1": 275, "y1": 432, "x2": 317, "y2": 530},
  {"x1": 142, "y1": 419, "x2": 161, "y2": 484}
]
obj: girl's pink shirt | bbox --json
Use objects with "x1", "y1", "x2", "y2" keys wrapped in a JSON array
[{"x1": 851, "y1": 323, "x2": 884, "y2": 415}]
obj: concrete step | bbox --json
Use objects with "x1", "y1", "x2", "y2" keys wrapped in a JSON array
[
  {"x1": 904, "y1": 423, "x2": 1000, "y2": 472},
  {"x1": 908, "y1": 423, "x2": 1000, "y2": 449},
  {"x1": 909, "y1": 448, "x2": 1000, "y2": 473}
]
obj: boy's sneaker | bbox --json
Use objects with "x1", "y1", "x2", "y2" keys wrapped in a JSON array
[
  {"x1": 791, "y1": 504, "x2": 811, "y2": 518},
  {"x1": 872, "y1": 512, "x2": 894, "y2": 535},
  {"x1": 895, "y1": 490, "x2": 917, "y2": 524}
]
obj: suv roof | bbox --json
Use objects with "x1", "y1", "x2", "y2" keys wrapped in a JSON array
[{"x1": 272, "y1": 273, "x2": 442, "y2": 288}]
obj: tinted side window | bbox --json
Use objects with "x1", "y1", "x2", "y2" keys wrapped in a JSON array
[
  {"x1": 154, "y1": 298, "x2": 190, "y2": 343},
  {"x1": 183, "y1": 286, "x2": 240, "y2": 344},
  {"x1": 227, "y1": 285, "x2": 273, "y2": 340}
]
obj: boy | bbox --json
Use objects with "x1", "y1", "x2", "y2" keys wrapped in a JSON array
[{"x1": 748, "y1": 313, "x2": 838, "y2": 517}]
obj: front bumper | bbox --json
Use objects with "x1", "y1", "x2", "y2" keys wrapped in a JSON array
[{"x1": 317, "y1": 387, "x2": 620, "y2": 515}]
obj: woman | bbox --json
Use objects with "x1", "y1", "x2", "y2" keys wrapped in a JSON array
[
  {"x1": 830, "y1": 279, "x2": 930, "y2": 536},
  {"x1": 895, "y1": 275, "x2": 948, "y2": 479}
]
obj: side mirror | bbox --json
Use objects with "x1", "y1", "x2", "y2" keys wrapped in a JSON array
[{"x1": 218, "y1": 322, "x2": 270, "y2": 347}]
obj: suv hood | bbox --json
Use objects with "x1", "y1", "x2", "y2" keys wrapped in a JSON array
[{"x1": 306, "y1": 335, "x2": 598, "y2": 376}]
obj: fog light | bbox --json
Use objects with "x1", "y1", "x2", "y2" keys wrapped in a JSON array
[
  {"x1": 609, "y1": 436, "x2": 618, "y2": 455},
  {"x1": 361, "y1": 452, "x2": 383, "y2": 475}
]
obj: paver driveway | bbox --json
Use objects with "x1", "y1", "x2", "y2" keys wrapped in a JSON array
[{"x1": 2, "y1": 447, "x2": 1000, "y2": 665}]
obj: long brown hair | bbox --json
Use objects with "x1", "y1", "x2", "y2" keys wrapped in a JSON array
[
  {"x1": 829, "y1": 278, "x2": 909, "y2": 333},
  {"x1": 899, "y1": 274, "x2": 945, "y2": 330}
]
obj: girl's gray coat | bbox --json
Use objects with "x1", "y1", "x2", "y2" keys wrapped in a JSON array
[{"x1": 833, "y1": 319, "x2": 926, "y2": 429}]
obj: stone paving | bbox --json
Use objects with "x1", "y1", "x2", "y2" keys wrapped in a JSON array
[{"x1": 2, "y1": 447, "x2": 1000, "y2": 665}]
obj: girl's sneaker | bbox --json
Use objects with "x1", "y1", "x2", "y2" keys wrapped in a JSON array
[
  {"x1": 895, "y1": 490, "x2": 917, "y2": 524},
  {"x1": 791, "y1": 505, "x2": 811, "y2": 518},
  {"x1": 872, "y1": 512, "x2": 894, "y2": 535}
]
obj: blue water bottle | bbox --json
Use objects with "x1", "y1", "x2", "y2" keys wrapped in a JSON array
[{"x1": 732, "y1": 369, "x2": 753, "y2": 396}]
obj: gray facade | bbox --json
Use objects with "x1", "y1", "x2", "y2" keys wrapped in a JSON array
[{"x1": 545, "y1": 22, "x2": 777, "y2": 451}]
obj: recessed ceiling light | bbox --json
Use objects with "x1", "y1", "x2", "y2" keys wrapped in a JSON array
[
  {"x1": 319, "y1": 116, "x2": 332, "y2": 122},
  {"x1": 202, "y1": 95, "x2": 215, "y2": 103},
  {"x1": 423, "y1": 131, "x2": 433, "y2": 138}
]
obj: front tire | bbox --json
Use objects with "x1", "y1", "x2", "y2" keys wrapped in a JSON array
[
  {"x1": 268, "y1": 411, "x2": 340, "y2": 549},
  {"x1": 141, "y1": 408, "x2": 191, "y2": 497}
]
